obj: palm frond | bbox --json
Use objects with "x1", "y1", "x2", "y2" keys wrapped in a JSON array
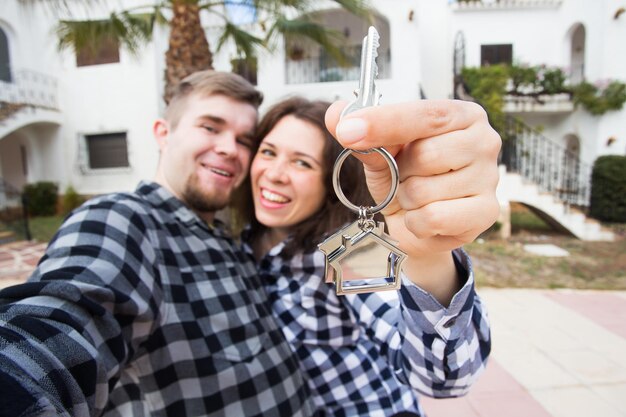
[
  {"x1": 267, "y1": 16, "x2": 349, "y2": 65},
  {"x1": 56, "y1": 10, "x2": 155, "y2": 56},
  {"x1": 331, "y1": 0, "x2": 373, "y2": 23},
  {"x1": 216, "y1": 21, "x2": 266, "y2": 60}
]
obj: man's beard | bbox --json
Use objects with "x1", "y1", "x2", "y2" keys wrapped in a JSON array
[{"x1": 182, "y1": 173, "x2": 231, "y2": 214}]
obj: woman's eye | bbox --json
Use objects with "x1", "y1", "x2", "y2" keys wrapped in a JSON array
[
  {"x1": 259, "y1": 148, "x2": 275, "y2": 157},
  {"x1": 295, "y1": 159, "x2": 312, "y2": 169}
]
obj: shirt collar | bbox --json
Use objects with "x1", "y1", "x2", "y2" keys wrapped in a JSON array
[{"x1": 135, "y1": 181, "x2": 227, "y2": 236}]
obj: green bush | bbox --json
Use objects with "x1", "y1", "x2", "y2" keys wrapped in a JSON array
[
  {"x1": 572, "y1": 81, "x2": 626, "y2": 115},
  {"x1": 23, "y1": 181, "x2": 59, "y2": 216},
  {"x1": 589, "y1": 155, "x2": 626, "y2": 222},
  {"x1": 461, "y1": 64, "x2": 509, "y2": 132},
  {"x1": 61, "y1": 185, "x2": 85, "y2": 215}
]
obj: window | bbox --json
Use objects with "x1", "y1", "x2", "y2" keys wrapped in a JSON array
[
  {"x1": 85, "y1": 132, "x2": 129, "y2": 169},
  {"x1": 0, "y1": 27, "x2": 11, "y2": 82},
  {"x1": 231, "y1": 57, "x2": 257, "y2": 85},
  {"x1": 481, "y1": 44, "x2": 513, "y2": 66},
  {"x1": 20, "y1": 145, "x2": 28, "y2": 176},
  {"x1": 76, "y1": 35, "x2": 120, "y2": 67}
]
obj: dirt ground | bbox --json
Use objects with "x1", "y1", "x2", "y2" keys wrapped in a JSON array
[{"x1": 466, "y1": 226, "x2": 626, "y2": 291}]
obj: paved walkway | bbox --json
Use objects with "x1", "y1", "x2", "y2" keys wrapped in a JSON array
[{"x1": 1, "y1": 240, "x2": 625, "y2": 416}]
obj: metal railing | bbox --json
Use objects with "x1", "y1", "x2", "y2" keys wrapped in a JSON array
[
  {"x1": 286, "y1": 46, "x2": 391, "y2": 85},
  {"x1": 0, "y1": 67, "x2": 59, "y2": 110},
  {"x1": 498, "y1": 115, "x2": 591, "y2": 207}
]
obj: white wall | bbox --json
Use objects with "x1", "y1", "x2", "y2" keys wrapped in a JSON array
[{"x1": 3, "y1": 0, "x2": 625, "y2": 197}]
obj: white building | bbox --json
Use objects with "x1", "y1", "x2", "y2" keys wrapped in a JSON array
[{"x1": 1, "y1": 0, "x2": 624, "y2": 239}]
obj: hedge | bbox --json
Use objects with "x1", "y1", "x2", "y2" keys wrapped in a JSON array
[
  {"x1": 589, "y1": 155, "x2": 626, "y2": 222},
  {"x1": 22, "y1": 182, "x2": 59, "y2": 216}
]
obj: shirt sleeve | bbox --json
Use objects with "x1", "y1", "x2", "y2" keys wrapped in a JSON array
[
  {"x1": 0, "y1": 197, "x2": 162, "y2": 417},
  {"x1": 344, "y1": 248, "x2": 491, "y2": 398}
]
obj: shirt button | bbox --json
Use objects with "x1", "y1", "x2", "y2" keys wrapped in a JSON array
[{"x1": 443, "y1": 318, "x2": 456, "y2": 328}]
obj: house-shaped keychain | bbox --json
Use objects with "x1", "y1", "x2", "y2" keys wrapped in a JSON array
[{"x1": 318, "y1": 220, "x2": 407, "y2": 295}]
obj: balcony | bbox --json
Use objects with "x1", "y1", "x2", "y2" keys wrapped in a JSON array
[
  {"x1": 0, "y1": 69, "x2": 59, "y2": 115},
  {"x1": 285, "y1": 46, "x2": 391, "y2": 85},
  {"x1": 504, "y1": 93, "x2": 573, "y2": 114},
  {"x1": 0, "y1": 69, "x2": 61, "y2": 138},
  {"x1": 452, "y1": 0, "x2": 563, "y2": 11}
]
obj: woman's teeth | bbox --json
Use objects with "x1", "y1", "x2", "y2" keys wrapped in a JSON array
[{"x1": 262, "y1": 189, "x2": 289, "y2": 203}]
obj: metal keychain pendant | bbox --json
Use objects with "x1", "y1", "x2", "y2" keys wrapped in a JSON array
[{"x1": 318, "y1": 147, "x2": 407, "y2": 295}]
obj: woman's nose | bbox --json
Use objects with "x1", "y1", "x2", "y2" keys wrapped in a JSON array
[{"x1": 264, "y1": 159, "x2": 288, "y2": 183}]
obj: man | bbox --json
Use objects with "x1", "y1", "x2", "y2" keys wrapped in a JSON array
[{"x1": 0, "y1": 70, "x2": 500, "y2": 416}]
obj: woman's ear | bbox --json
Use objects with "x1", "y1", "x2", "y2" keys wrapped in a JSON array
[{"x1": 153, "y1": 119, "x2": 170, "y2": 151}]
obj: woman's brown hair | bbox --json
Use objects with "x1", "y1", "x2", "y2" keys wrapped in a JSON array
[{"x1": 237, "y1": 96, "x2": 375, "y2": 257}]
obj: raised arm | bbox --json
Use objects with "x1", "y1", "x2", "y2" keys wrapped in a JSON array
[{"x1": 0, "y1": 195, "x2": 162, "y2": 417}]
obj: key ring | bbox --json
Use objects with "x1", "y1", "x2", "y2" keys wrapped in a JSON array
[{"x1": 332, "y1": 147, "x2": 399, "y2": 215}]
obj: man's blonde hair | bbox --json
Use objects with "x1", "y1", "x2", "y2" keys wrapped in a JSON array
[{"x1": 165, "y1": 70, "x2": 264, "y2": 129}]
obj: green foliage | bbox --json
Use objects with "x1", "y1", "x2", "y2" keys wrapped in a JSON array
[
  {"x1": 61, "y1": 185, "x2": 85, "y2": 215},
  {"x1": 461, "y1": 64, "x2": 626, "y2": 129},
  {"x1": 590, "y1": 155, "x2": 626, "y2": 222},
  {"x1": 49, "y1": 0, "x2": 372, "y2": 67},
  {"x1": 461, "y1": 65, "x2": 509, "y2": 131},
  {"x1": 572, "y1": 81, "x2": 626, "y2": 115},
  {"x1": 23, "y1": 182, "x2": 59, "y2": 217},
  {"x1": 509, "y1": 65, "x2": 539, "y2": 91},
  {"x1": 540, "y1": 67, "x2": 568, "y2": 94}
]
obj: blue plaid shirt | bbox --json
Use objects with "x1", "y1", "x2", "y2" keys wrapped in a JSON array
[
  {"x1": 0, "y1": 182, "x2": 314, "y2": 417},
  {"x1": 248, "y1": 239, "x2": 491, "y2": 417}
]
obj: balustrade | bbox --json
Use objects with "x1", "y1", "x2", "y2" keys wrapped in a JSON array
[
  {"x1": 499, "y1": 116, "x2": 591, "y2": 207},
  {"x1": 0, "y1": 68, "x2": 58, "y2": 110}
]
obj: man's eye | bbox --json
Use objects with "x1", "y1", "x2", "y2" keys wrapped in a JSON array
[
  {"x1": 202, "y1": 125, "x2": 217, "y2": 133},
  {"x1": 237, "y1": 138, "x2": 254, "y2": 149}
]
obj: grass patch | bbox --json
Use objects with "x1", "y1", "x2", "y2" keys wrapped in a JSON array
[
  {"x1": 467, "y1": 231, "x2": 626, "y2": 291},
  {"x1": 1, "y1": 215, "x2": 65, "y2": 243},
  {"x1": 510, "y1": 203, "x2": 553, "y2": 233}
]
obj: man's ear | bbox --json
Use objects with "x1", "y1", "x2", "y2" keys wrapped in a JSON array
[{"x1": 153, "y1": 119, "x2": 170, "y2": 151}]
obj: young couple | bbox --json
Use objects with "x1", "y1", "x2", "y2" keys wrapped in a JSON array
[{"x1": 0, "y1": 70, "x2": 500, "y2": 417}]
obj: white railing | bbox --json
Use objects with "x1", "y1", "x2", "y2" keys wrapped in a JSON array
[
  {"x1": 286, "y1": 47, "x2": 391, "y2": 85},
  {"x1": 452, "y1": 0, "x2": 563, "y2": 11},
  {"x1": 0, "y1": 69, "x2": 59, "y2": 109}
]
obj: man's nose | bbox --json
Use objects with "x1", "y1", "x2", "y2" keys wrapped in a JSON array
[{"x1": 214, "y1": 133, "x2": 238, "y2": 157}]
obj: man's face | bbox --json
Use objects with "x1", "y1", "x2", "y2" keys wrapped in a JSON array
[{"x1": 154, "y1": 94, "x2": 257, "y2": 217}]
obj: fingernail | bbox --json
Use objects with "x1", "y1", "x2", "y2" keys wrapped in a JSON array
[{"x1": 336, "y1": 118, "x2": 368, "y2": 144}]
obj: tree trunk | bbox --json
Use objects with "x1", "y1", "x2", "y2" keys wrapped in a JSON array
[{"x1": 163, "y1": 1, "x2": 213, "y2": 104}]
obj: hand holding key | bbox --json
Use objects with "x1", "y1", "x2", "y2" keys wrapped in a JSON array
[{"x1": 325, "y1": 95, "x2": 501, "y2": 304}]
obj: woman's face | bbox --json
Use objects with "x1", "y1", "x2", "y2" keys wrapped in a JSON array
[{"x1": 250, "y1": 115, "x2": 327, "y2": 240}]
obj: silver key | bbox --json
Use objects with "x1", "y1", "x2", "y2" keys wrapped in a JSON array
[
  {"x1": 340, "y1": 26, "x2": 381, "y2": 118},
  {"x1": 319, "y1": 26, "x2": 406, "y2": 296}
]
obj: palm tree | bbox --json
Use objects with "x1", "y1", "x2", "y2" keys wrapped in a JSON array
[{"x1": 40, "y1": 0, "x2": 372, "y2": 103}]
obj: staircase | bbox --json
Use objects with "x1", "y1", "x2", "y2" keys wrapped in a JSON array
[
  {"x1": 496, "y1": 116, "x2": 614, "y2": 241},
  {"x1": 497, "y1": 167, "x2": 614, "y2": 240}
]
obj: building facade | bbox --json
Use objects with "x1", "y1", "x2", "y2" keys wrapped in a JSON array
[{"x1": 1, "y1": 0, "x2": 624, "y2": 228}]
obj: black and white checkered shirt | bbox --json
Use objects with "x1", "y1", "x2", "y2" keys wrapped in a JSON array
[
  {"x1": 0, "y1": 182, "x2": 314, "y2": 417},
  {"x1": 248, "y1": 238, "x2": 491, "y2": 417}
]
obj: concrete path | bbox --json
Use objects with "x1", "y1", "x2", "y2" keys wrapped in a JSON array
[
  {"x1": 0, "y1": 240, "x2": 47, "y2": 288},
  {"x1": 1, "y1": 241, "x2": 625, "y2": 416},
  {"x1": 421, "y1": 288, "x2": 626, "y2": 417}
]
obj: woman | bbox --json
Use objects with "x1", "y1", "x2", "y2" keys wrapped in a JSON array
[{"x1": 241, "y1": 97, "x2": 491, "y2": 416}]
